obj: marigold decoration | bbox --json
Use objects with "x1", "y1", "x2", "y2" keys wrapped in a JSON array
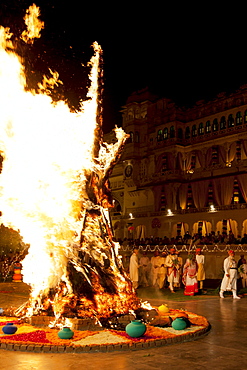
[{"x1": 0, "y1": 309, "x2": 210, "y2": 351}]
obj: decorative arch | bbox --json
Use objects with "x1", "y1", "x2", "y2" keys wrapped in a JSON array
[
  {"x1": 192, "y1": 221, "x2": 212, "y2": 236},
  {"x1": 135, "y1": 225, "x2": 146, "y2": 240},
  {"x1": 171, "y1": 222, "x2": 189, "y2": 238},
  {"x1": 215, "y1": 219, "x2": 238, "y2": 237}
]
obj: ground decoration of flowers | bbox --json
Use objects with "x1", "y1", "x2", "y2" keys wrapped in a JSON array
[{"x1": 0, "y1": 308, "x2": 210, "y2": 353}]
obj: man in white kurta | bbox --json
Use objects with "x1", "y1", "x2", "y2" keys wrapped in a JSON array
[
  {"x1": 220, "y1": 250, "x2": 240, "y2": 299},
  {"x1": 157, "y1": 252, "x2": 167, "y2": 289},
  {"x1": 150, "y1": 251, "x2": 160, "y2": 287},
  {"x1": 129, "y1": 248, "x2": 139, "y2": 290}
]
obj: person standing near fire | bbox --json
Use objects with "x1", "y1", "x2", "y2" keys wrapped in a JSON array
[
  {"x1": 219, "y1": 250, "x2": 240, "y2": 299},
  {"x1": 196, "y1": 248, "x2": 205, "y2": 293},
  {"x1": 157, "y1": 251, "x2": 167, "y2": 289},
  {"x1": 129, "y1": 248, "x2": 140, "y2": 290},
  {"x1": 166, "y1": 248, "x2": 180, "y2": 293},
  {"x1": 239, "y1": 258, "x2": 247, "y2": 288},
  {"x1": 174, "y1": 251, "x2": 183, "y2": 289},
  {"x1": 182, "y1": 253, "x2": 198, "y2": 296},
  {"x1": 150, "y1": 251, "x2": 160, "y2": 287},
  {"x1": 139, "y1": 251, "x2": 151, "y2": 287}
]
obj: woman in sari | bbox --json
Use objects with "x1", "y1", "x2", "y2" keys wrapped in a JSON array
[{"x1": 182, "y1": 253, "x2": 198, "y2": 296}]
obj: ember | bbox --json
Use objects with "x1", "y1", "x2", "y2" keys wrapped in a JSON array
[{"x1": 0, "y1": 5, "x2": 140, "y2": 327}]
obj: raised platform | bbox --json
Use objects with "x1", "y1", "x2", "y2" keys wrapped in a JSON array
[{"x1": 0, "y1": 308, "x2": 210, "y2": 353}]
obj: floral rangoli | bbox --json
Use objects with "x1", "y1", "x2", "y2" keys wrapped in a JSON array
[{"x1": 0, "y1": 308, "x2": 210, "y2": 352}]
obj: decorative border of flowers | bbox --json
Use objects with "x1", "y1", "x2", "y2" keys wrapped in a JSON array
[{"x1": 0, "y1": 309, "x2": 210, "y2": 353}]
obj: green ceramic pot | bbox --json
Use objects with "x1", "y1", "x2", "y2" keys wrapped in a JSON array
[
  {"x1": 58, "y1": 327, "x2": 74, "y2": 339},
  {"x1": 172, "y1": 317, "x2": 187, "y2": 330},
  {"x1": 125, "y1": 320, "x2": 146, "y2": 338}
]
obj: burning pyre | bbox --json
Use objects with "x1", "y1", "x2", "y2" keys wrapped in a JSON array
[{"x1": 0, "y1": 5, "x2": 140, "y2": 327}]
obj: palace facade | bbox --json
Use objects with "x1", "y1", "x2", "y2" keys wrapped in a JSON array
[{"x1": 106, "y1": 85, "x2": 247, "y2": 243}]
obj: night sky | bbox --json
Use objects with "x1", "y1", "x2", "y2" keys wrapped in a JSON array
[{"x1": 0, "y1": 2, "x2": 247, "y2": 133}]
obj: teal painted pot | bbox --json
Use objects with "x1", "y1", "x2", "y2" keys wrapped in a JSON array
[
  {"x1": 125, "y1": 320, "x2": 146, "y2": 338},
  {"x1": 2, "y1": 323, "x2": 18, "y2": 335},
  {"x1": 58, "y1": 327, "x2": 74, "y2": 339},
  {"x1": 172, "y1": 317, "x2": 187, "y2": 330}
]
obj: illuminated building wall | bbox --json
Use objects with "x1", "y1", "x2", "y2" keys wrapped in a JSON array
[{"x1": 106, "y1": 86, "x2": 247, "y2": 242}]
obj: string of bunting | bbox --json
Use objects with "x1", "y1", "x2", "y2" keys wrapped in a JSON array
[{"x1": 119, "y1": 244, "x2": 247, "y2": 253}]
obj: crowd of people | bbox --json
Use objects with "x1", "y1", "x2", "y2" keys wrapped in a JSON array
[
  {"x1": 129, "y1": 247, "x2": 206, "y2": 296},
  {"x1": 120, "y1": 231, "x2": 247, "y2": 249},
  {"x1": 128, "y1": 247, "x2": 247, "y2": 298}
]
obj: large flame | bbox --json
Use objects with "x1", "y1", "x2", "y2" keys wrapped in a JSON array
[{"x1": 0, "y1": 5, "x2": 136, "y2": 322}]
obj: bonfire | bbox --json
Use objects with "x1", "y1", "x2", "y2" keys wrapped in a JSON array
[{"x1": 0, "y1": 4, "x2": 140, "y2": 328}]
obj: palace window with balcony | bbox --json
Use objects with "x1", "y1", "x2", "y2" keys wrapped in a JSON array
[
  {"x1": 198, "y1": 122, "x2": 204, "y2": 135},
  {"x1": 228, "y1": 114, "x2": 234, "y2": 127},
  {"x1": 205, "y1": 120, "x2": 211, "y2": 133},
  {"x1": 244, "y1": 110, "x2": 247, "y2": 124},
  {"x1": 236, "y1": 111, "x2": 242, "y2": 125},
  {"x1": 220, "y1": 116, "x2": 226, "y2": 130},
  {"x1": 212, "y1": 118, "x2": 218, "y2": 131},
  {"x1": 192, "y1": 125, "x2": 197, "y2": 137},
  {"x1": 163, "y1": 127, "x2": 168, "y2": 139},
  {"x1": 157, "y1": 129, "x2": 163, "y2": 142}
]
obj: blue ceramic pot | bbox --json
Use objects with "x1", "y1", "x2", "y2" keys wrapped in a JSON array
[
  {"x1": 2, "y1": 323, "x2": 18, "y2": 335},
  {"x1": 58, "y1": 327, "x2": 74, "y2": 339},
  {"x1": 125, "y1": 320, "x2": 146, "y2": 338},
  {"x1": 172, "y1": 317, "x2": 187, "y2": 330}
]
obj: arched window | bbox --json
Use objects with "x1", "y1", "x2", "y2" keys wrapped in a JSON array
[
  {"x1": 129, "y1": 131, "x2": 134, "y2": 143},
  {"x1": 192, "y1": 125, "x2": 197, "y2": 137},
  {"x1": 228, "y1": 114, "x2": 234, "y2": 127},
  {"x1": 198, "y1": 122, "x2": 204, "y2": 135},
  {"x1": 185, "y1": 126, "x2": 190, "y2": 139},
  {"x1": 135, "y1": 131, "x2": 140, "y2": 143},
  {"x1": 220, "y1": 116, "x2": 226, "y2": 130},
  {"x1": 128, "y1": 110, "x2": 134, "y2": 121},
  {"x1": 163, "y1": 127, "x2": 168, "y2": 139},
  {"x1": 170, "y1": 126, "x2": 175, "y2": 138},
  {"x1": 244, "y1": 110, "x2": 247, "y2": 124},
  {"x1": 205, "y1": 120, "x2": 211, "y2": 133},
  {"x1": 212, "y1": 118, "x2": 218, "y2": 132},
  {"x1": 236, "y1": 111, "x2": 242, "y2": 126},
  {"x1": 157, "y1": 129, "x2": 163, "y2": 142},
  {"x1": 177, "y1": 128, "x2": 183, "y2": 139}
]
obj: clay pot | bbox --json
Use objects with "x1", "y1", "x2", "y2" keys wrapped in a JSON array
[
  {"x1": 2, "y1": 323, "x2": 18, "y2": 335},
  {"x1": 158, "y1": 304, "x2": 170, "y2": 314},
  {"x1": 125, "y1": 320, "x2": 146, "y2": 338},
  {"x1": 172, "y1": 317, "x2": 187, "y2": 330},
  {"x1": 58, "y1": 327, "x2": 74, "y2": 339}
]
